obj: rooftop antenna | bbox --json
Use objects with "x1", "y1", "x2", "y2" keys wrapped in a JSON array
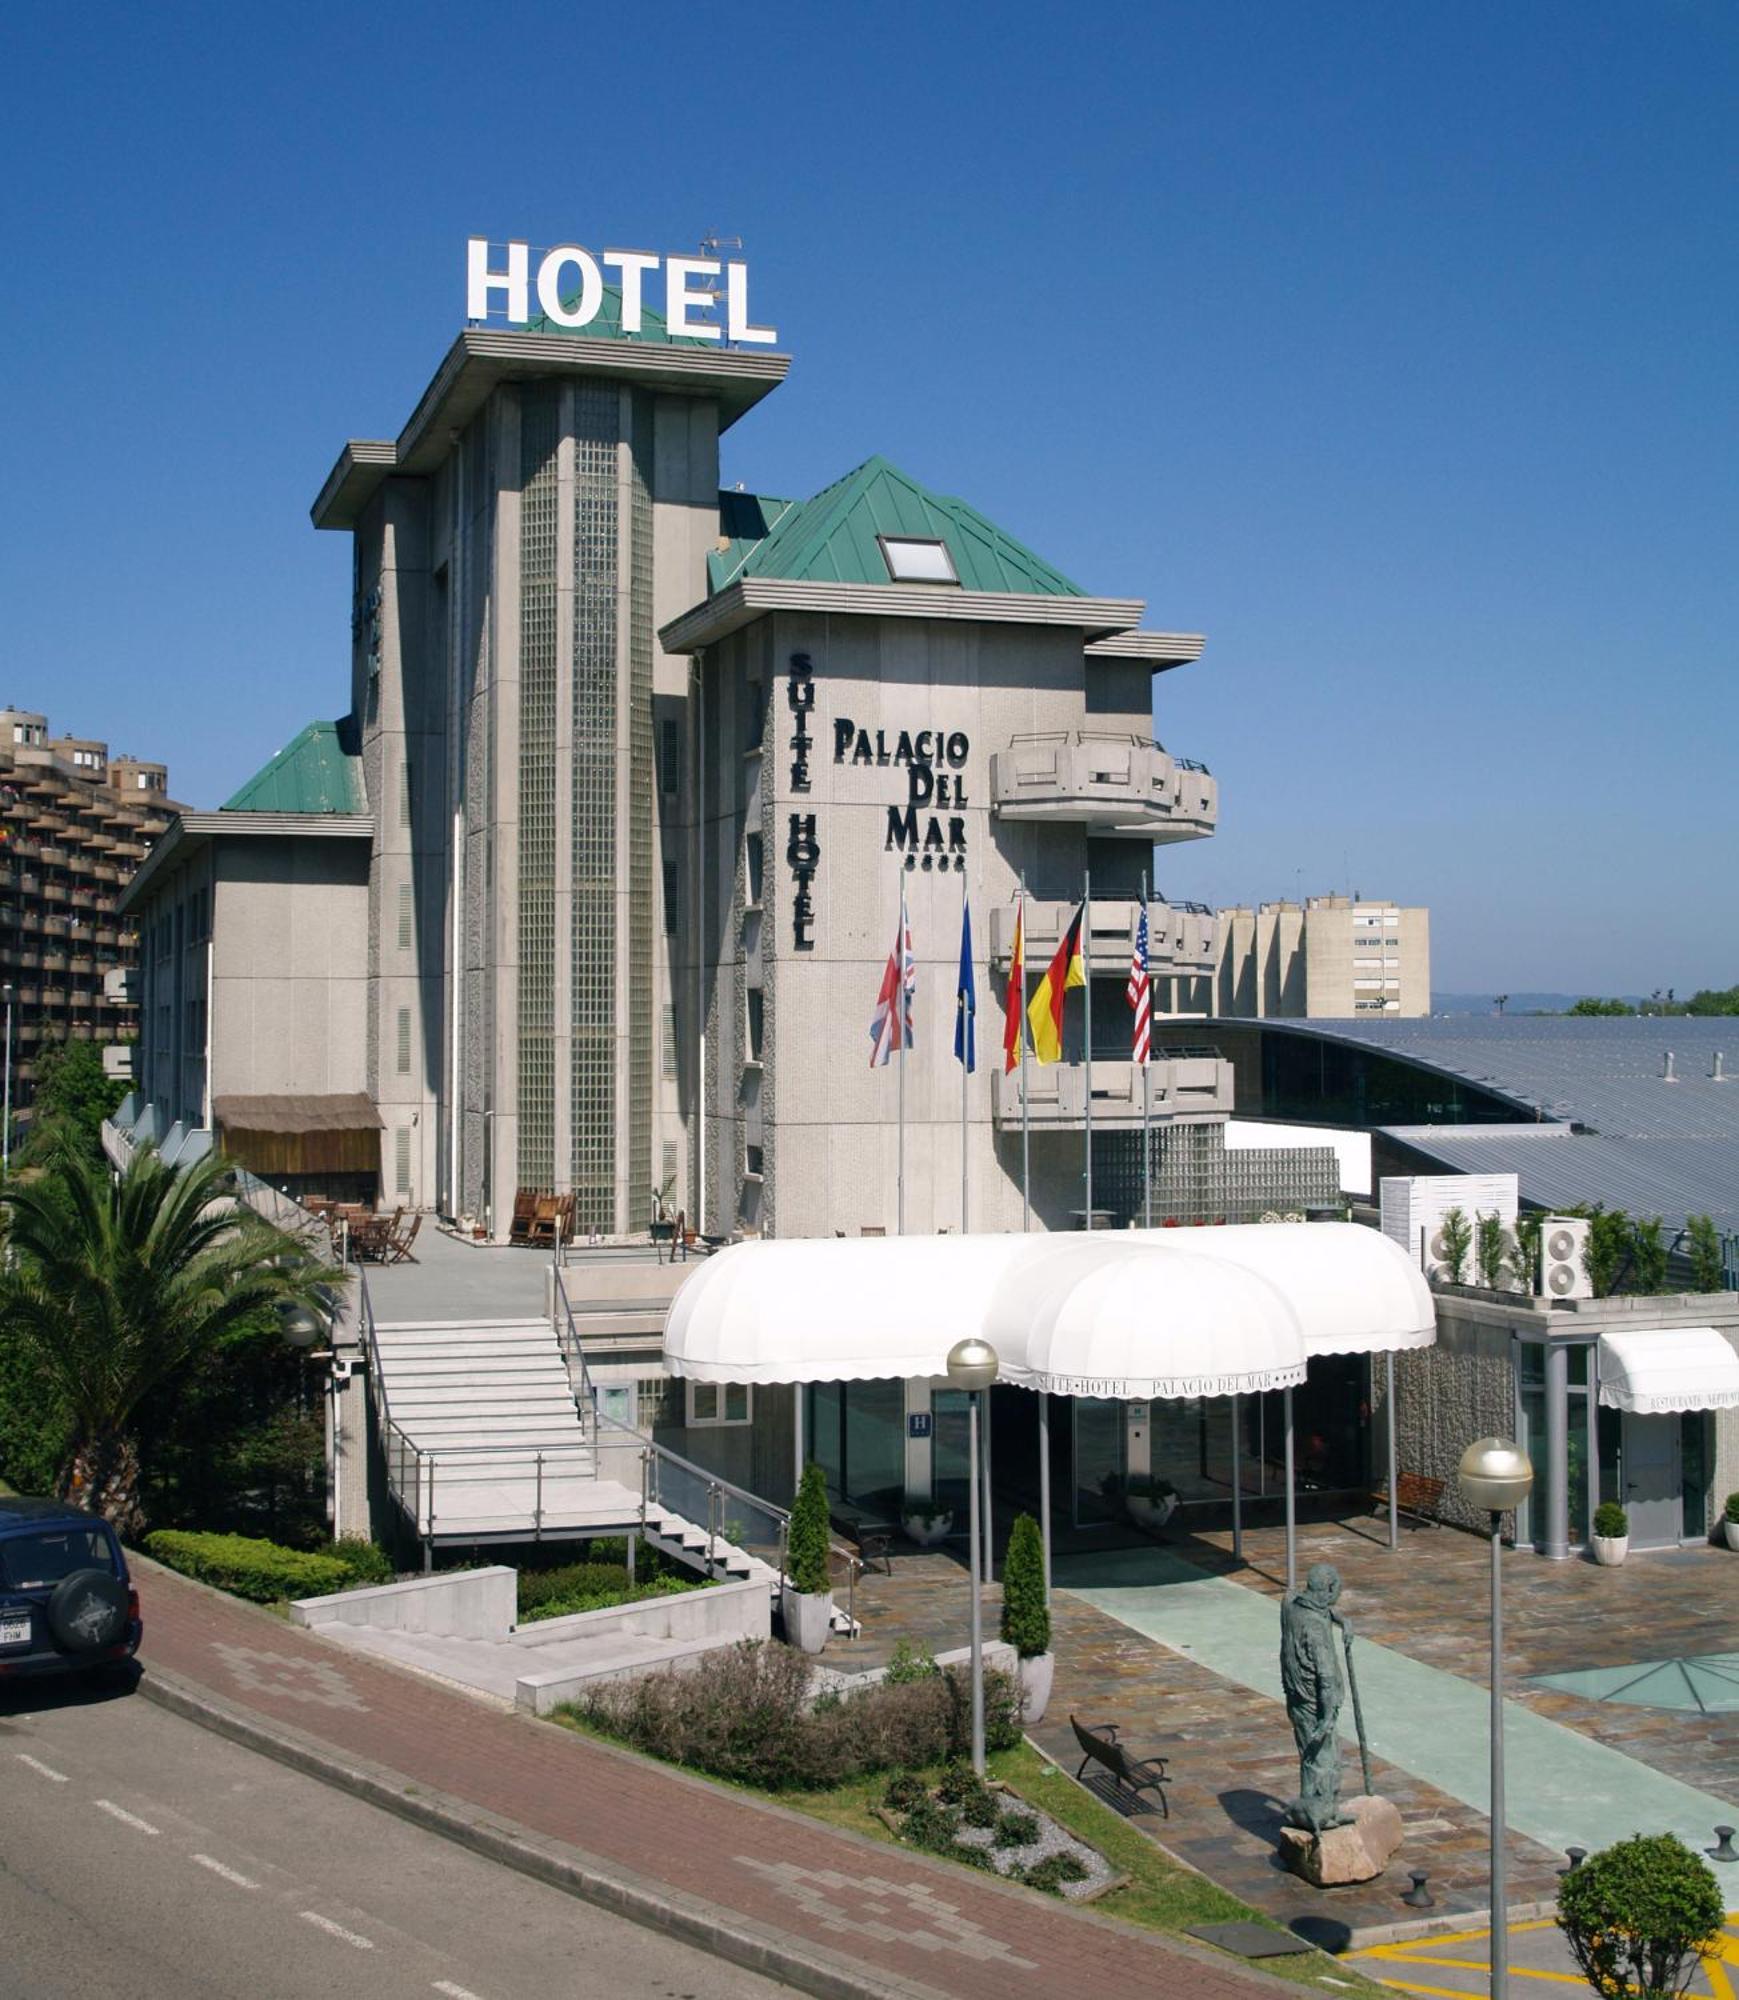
[
  {"x1": 1713, "y1": 1051, "x2": 1727, "y2": 1082},
  {"x1": 694, "y1": 232, "x2": 742, "y2": 338},
  {"x1": 1494, "y1": 994, "x2": 1509, "y2": 1016},
  {"x1": 1663, "y1": 1050, "x2": 1677, "y2": 1083}
]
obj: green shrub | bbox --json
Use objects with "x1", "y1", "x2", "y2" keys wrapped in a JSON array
[
  {"x1": 900, "y1": 1796, "x2": 965, "y2": 1856},
  {"x1": 329, "y1": 1537, "x2": 395, "y2": 1587},
  {"x1": 1687, "y1": 1216, "x2": 1727, "y2": 1295},
  {"x1": 1594, "y1": 1502, "x2": 1630, "y2": 1540},
  {"x1": 937, "y1": 1757, "x2": 991, "y2": 1807},
  {"x1": 573, "y1": 1641, "x2": 1019, "y2": 1790},
  {"x1": 1438, "y1": 1207, "x2": 1472, "y2": 1285},
  {"x1": 1510, "y1": 1212, "x2": 1543, "y2": 1292},
  {"x1": 882, "y1": 1773, "x2": 927, "y2": 1812},
  {"x1": 787, "y1": 1461, "x2": 831, "y2": 1596},
  {"x1": 1000, "y1": 1512, "x2": 1050, "y2": 1659},
  {"x1": 144, "y1": 1529, "x2": 350, "y2": 1603},
  {"x1": 517, "y1": 1559, "x2": 701, "y2": 1623},
  {"x1": 1024, "y1": 1852, "x2": 1089, "y2": 1893},
  {"x1": 961, "y1": 1788, "x2": 1000, "y2": 1829},
  {"x1": 1556, "y1": 1833, "x2": 1723, "y2": 1999},
  {"x1": 1476, "y1": 1212, "x2": 1509, "y2": 1290},
  {"x1": 1723, "y1": 1492, "x2": 1739, "y2": 1527},
  {"x1": 883, "y1": 1637, "x2": 939, "y2": 1684},
  {"x1": 993, "y1": 1808, "x2": 1041, "y2": 1848},
  {"x1": 1628, "y1": 1217, "x2": 1669, "y2": 1296}
]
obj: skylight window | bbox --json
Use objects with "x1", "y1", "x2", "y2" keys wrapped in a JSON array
[{"x1": 879, "y1": 536, "x2": 958, "y2": 585}]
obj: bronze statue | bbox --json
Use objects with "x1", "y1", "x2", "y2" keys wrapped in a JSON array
[{"x1": 1279, "y1": 1562, "x2": 1356, "y2": 1833}]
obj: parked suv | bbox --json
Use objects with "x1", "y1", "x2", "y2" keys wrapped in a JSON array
[{"x1": 0, "y1": 1498, "x2": 141, "y2": 1683}]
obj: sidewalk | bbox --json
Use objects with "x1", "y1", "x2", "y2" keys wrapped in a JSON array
[{"x1": 130, "y1": 1560, "x2": 1299, "y2": 2000}]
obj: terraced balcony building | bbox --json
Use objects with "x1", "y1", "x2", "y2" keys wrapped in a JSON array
[{"x1": 0, "y1": 708, "x2": 174, "y2": 1119}]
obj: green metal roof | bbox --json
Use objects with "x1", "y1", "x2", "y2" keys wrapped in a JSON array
[
  {"x1": 222, "y1": 719, "x2": 366, "y2": 814},
  {"x1": 524, "y1": 281, "x2": 714, "y2": 348},
  {"x1": 706, "y1": 456, "x2": 1084, "y2": 597}
]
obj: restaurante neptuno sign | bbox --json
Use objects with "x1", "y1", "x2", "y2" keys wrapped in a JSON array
[{"x1": 466, "y1": 238, "x2": 777, "y2": 345}]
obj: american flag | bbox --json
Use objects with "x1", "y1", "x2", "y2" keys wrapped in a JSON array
[
  {"x1": 869, "y1": 883, "x2": 916, "y2": 1067},
  {"x1": 1126, "y1": 905, "x2": 1151, "y2": 1064}
]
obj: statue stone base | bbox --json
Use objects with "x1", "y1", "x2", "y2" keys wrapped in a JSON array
[{"x1": 1277, "y1": 1794, "x2": 1404, "y2": 1887}]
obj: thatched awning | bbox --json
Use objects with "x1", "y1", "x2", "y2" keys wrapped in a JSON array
[{"x1": 213, "y1": 1094, "x2": 382, "y2": 1136}]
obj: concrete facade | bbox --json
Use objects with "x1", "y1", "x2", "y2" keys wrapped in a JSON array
[{"x1": 1209, "y1": 894, "x2": 1430, "y2": 1019}]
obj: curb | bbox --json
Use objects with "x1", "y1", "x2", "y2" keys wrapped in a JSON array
[
  {"x1": 1346, "y1": 1897, "x2": 1557, "y2": 1952},
  {"x1": 136, "y1": 1665, "x2": 948, "y2": 2000}
]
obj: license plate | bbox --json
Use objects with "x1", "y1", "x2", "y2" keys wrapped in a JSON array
[{"x1": 0, "y1": 1615, "x2": 30, "y2": 1646}]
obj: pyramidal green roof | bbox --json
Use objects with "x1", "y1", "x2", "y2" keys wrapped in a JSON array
[
  {"x1": 706, "y1": 456, "x2": 1084, "y2": 598},
  {"x1": 523, "y1": 280, "x2": 715, "y2": 348},
  {"x1": 222, "y1": 719, "x2": 366, "y2": 814}
]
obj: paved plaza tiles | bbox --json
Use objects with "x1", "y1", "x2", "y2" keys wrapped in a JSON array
[{"x1": 843, "y1": 1517, "x2": 1739, "y2": 1948}]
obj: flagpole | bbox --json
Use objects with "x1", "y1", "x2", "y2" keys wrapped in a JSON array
[
  {"x1": 960, "y1": 879, "x2": 969, "y2": 1235},
  {"x1": 1083, "y1": 868, "x2": 1093, "y2": 1232},
  {"x1": 1141, "y1": 869, "x2": 1152, "y2": 1231},
  {"x1": 897, "y1": 880, "x2": 907, "y2": 1237},
  {"x1": 1019, "y1": 874, "x2": 1030, "y2": 1234}
]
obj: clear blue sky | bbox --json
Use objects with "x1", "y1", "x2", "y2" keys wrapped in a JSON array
[{"x1": 4, "y1": 2, "x2": 1734, "y2": 994}]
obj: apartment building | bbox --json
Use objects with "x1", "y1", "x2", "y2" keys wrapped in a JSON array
[{"x1": 1210, "y1": 894, "x2": 1430, "y2": 1019}]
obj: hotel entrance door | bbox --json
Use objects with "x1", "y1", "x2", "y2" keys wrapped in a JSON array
[{"x1": 1621, "y1": 1411, "x2": 1681, "y2": 1549}]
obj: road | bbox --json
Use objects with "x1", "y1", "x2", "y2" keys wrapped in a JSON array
[{"x1": 0, "y1": 1674, "x2": 792, "y2": 2000}]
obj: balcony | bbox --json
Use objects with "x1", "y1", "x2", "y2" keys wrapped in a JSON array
[
  {"x1": 989, "y1": 732, "x2": 1217, "y2": 842},
  {"x1": 988, "y1": 898, "x2": 1217, "y2": 979},
  {"x1": 991, "y1": 1052, "x2": 1233, "y2": 1131}
]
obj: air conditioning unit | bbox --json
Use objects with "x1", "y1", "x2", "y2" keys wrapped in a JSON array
[
  {"x1": 1381, "y1": 1174, "x2": 1519, "y2": 1285},
  {"x1": 1539, "y1": 1216, "x2": 1593, "y2": 1300}
]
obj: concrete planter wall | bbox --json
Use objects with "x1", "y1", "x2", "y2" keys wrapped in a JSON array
[
  {"x1": 291, "y1": 1565, "x2": 516, "y2": 1639},
  {"x1": 517, "y1": 1577, "x2": 770, "y2": 1650}
]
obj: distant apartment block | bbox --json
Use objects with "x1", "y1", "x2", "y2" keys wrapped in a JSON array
[
  {"x1": 0, "y1": 708, "x2": 175, "y2": 1113},
  {"x1": 1210, "y1": 894, "x2": 1430, "y2": 1019}
]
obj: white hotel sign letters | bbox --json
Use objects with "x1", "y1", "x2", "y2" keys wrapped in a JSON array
[{"x1": 467, "y1": 238, "x2": 776, "y2": 345}]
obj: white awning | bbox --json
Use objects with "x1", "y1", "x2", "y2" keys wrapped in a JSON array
[
  {"x1": 987, "y1": 1241, "x2": 1307, "y2": 1401},
  {"x1": 1597, "y1": 1328, "x2": 1739, "y2": 1415},
  {"x1": 1129, "y1": 1222, "x2": 1436, "y2": 1355},
  {"x1": 663, "y1": 1234, "x2": 1055, "y2": 1384}
]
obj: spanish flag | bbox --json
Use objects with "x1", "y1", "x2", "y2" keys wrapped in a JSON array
[
  {"x1": 1026, "y1": 903, "x2": 1085, "y2": 1064},
  {"x1": 1002, "y1": 893, "x2": 1026, "y2": 1073}
]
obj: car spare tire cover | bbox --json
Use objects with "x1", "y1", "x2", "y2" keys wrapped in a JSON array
[{"x1": 47, "y1": 1568, "x2": 129, "y2": 1652}]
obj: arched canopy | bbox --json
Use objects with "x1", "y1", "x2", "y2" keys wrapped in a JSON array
[
  {"x1": 986, "y1": 1241, "x2": 1307, "y2": 1400},
  {"x1": 1129, "y1": 1222, "x2": 1435, "y2": 1356},
  {"x1": 663, "y1": 1233, "x2": 1055, "y2": 1385}
]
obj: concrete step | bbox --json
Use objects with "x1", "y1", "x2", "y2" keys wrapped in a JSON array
[{"x1": 376, "y1": 1318, "x2": 551, "y2": 1336}]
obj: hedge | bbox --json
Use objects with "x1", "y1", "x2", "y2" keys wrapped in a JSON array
[
  {"x1": 518, "y1": 1559, "x2": 702, "y2": 1623},
  {"x1": 145, "y1": 1530, "x2": 371, "y2": 1603}
]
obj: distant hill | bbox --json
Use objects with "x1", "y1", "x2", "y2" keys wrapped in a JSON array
[{"x1": 1431, "y1": 992, "x2": 1646, "y2": 1017}]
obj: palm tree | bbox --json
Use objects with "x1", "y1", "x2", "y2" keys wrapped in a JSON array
[{"x1": 0, "y1": 1137, "x2": 328, "y2": 1535}]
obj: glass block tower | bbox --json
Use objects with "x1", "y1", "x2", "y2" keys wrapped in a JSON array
[{"x1": 312, "y1": 304, "x2": 787, "y2": 1237}]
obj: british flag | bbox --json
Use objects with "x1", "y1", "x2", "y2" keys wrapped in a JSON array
[
  {"x1": 869, "y1": 884, "x2": 916, "y2": 1067},
  {"x1": 1127, "y1": 904, "x2": 1151, "y2": 1065}
]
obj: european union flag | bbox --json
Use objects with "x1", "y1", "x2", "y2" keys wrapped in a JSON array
[{"x1": 954, "y1": 898, "x2": 976, "y2": 1072}]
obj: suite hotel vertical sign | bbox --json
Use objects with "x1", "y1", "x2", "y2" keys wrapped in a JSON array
[{"x1": 786, "y1": 653, "x2": 819, "y2": 949}]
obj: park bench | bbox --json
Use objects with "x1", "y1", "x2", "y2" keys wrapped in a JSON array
[
  {"x1": 1372, "y1": 1470, "x2": 1445, "y2": 1527},
  {"x1": 1069, "y1": 1715, "x2": 1171, "y2": 1818}
]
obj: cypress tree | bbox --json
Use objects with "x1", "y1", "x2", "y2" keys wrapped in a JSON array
[{"x1": 999, "y1": 1511, "x2": 1050, "y2": 1659}]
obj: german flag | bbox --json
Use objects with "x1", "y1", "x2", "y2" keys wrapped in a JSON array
[{"x1": 1026, "y1": 903, "x2": 1085, "y2": 1063}]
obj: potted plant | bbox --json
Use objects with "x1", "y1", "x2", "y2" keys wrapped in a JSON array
[
  {"x1": 1722, "y1": 1493, "x2": 1739, "y2": 1553},
  {"x1": 782, "y1": 1461, "x2": 834, "y2": 1653},
  {"x1": 1124, "y1": 1476, "x2": 1180, "y2": 1531},
  {"x1": 1000, "y1": 1512, "x2": 1053, "y2": 1723},
  {"x1": 901, "y1": 1501, "x2": 953, "y2": 1547},
  {"x1": 1592, "y1": 1500, "x2": 1630, "y2": 1566}
]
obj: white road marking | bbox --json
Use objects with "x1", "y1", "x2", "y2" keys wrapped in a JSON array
[
  {"x1": 191, "y1": 1852, "x2": 259, "y2": 1889},
  {"x1": 300, "y1": 1910, "x2": 374, "y2": 1950},
  {"x1": 93, "y1": 1798, "x2": 160, "y2": 1835},
  {"x1": 433, "y1": 1983, "x2": 487, "y2": 2000},
  {"x1": 15, "y1": 1753, "x2": 69, "y2": 1783}
]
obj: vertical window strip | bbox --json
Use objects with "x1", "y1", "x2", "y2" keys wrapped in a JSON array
[
  {"x1": 517, "y1": 384, "x2": 560, "y2": 1188},
  {"x1": 396, "y1": 1007, "x2": 411, "y2": 1074},
  {"x1": 397, "y1": 881, "x2": 412, "y2": 950}
]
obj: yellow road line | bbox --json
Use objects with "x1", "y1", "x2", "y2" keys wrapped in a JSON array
[
  {"x1": 1364, "y1": 1980, "x2": 1486, "y2": 1999},
  {"x1": 1369, "y1": 1954, "x2": 1585, "y2": 1987}
]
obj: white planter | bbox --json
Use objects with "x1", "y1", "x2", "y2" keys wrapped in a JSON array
[
  {"x1": 1017, "y1": 1651, "x2": 1055, "y2": 1725},
  {"x1": 781, "y1": 1585, "x2": 833, "y2": 1654},
  {"x1": 1722, "y1": 1519, "x2": 1739, "y2": 1552},
  {"x1": 903, "y1": 1512, "x2": 953, "y2": 1548},
  {"x1": 1591, "y1": 1534, "x2": 1629, "y2": 1567},
  {"x1": 1127, "y1": 1493, "x2": 1179, "y2": 1531}
]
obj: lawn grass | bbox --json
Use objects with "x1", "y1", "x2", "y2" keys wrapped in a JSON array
[{"x1": 551, "y1": 1712, "x2": 1388, "y2": 1995}]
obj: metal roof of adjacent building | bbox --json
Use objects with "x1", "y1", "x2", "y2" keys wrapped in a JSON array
[
  {"x1": 1266, "y1": 1016, "x2": 1739, "y2": 1236},
  {"x1": 706, "y1": 456, "x2": 1085, "y2": 598},
  {"x1": 221, "y1": 719, "x2": 366, "y2": 814}
]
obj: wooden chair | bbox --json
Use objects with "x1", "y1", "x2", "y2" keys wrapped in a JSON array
[
  {"x1": 385, "y1": 1212, "x2": 423, "y2": 1264},
  {"x1": 508, "y1": 1189, "x2": 539, "y2": 1246},
  {"x1": 526, "y1": 1194, "x2": 562, "y2": 1246}
]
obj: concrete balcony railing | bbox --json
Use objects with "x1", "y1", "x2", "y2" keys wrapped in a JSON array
[
  {"x1": 987, "y1": 897, "x2": 1217, "y2": 978},
  {"x1": 991, "y1": 1052, "x2": 1233, "y2": 1131},
  {"x1": 989, "y1": 732, "x2": 1217, "y2": 843}
]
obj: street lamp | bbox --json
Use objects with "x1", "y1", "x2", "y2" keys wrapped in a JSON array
[
  {"x1": 278, "y1": 1303, "x2": 324, "y2": 1351},
  {"x1": 946, "y1": 1335, "x2": 999, "y2": 1774},
  {"x1": 1457, "y1": 1437, "x2": 1533, "y2": 2000}
]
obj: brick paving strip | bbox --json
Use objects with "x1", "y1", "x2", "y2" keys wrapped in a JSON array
[{"x1": 131, "y1": 1559, "x2": 1302, "y2": 2000}]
